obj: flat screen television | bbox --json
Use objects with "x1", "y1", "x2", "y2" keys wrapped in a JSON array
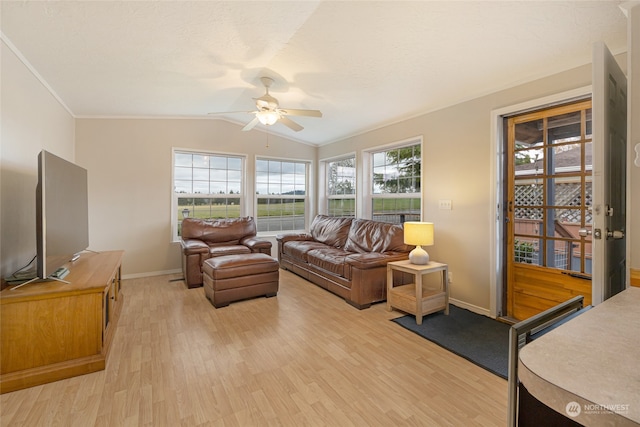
[{"x1": 35, "y1": 150, "x2": 89, "y2": 280}]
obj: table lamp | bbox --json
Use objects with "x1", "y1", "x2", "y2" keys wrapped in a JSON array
[{"x1": 404, "y1": 221, "x2": 434, "y2": 265}]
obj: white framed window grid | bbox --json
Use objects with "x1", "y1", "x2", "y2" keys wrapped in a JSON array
[
  {"x1": 255, "y1": 157, "x2": 310, "y2": 233},
  {"x1": 365, "y1": 138, "x2": 422, "y2": 224},
  {"x1": 326, "y1": 155, "x2": 356, "y2": 217},
  {"x1": 172, "y1": 149, "x2": 246, "y2": 240}
]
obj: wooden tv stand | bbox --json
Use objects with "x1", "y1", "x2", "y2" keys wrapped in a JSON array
[{"x1": 0, "y1": 250, "x2": 124, "y2": 394}]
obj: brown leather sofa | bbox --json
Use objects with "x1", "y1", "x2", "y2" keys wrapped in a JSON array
[
  {"x1": 180, "y1": 217, "x2": 272, "y2": 288},
  {"x1": 277, "y1": 215, "x2": 412, "y2": 309}
]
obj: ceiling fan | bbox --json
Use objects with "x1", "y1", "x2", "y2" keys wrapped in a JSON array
[{"x1": 209, "y1": 77, "x2": 322, "y2": 132}]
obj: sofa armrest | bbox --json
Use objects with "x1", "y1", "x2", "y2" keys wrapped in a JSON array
[
  {"x1": 241, "y1": 236, "x2": 272, "y2": 252},
  {"x1": 181, "y1": 238, "x2": 209, "y2": 255},
  {"x1": 346, "y1": 252, "x2": 409, "y2": 269},
  {"x1": 276, "y1": 233, "x2": 314, "y2": 243}
]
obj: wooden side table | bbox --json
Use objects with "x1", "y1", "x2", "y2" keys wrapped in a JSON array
[{"x1": 387, "y1": 259, "x2": 449, "y2": 325}]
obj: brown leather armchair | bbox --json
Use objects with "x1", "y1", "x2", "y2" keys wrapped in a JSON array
[{"x1": 180, "y1": 217, "x2": 272, "y2": 288}]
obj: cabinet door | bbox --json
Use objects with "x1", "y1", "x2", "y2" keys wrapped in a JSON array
[{"x1": 2, "y1": 294, "x2": 102, "y2": 373}]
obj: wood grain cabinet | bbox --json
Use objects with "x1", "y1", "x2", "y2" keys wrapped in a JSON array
[{"x1": 0, "y1": 250, "x2": 124, "y2": 394}]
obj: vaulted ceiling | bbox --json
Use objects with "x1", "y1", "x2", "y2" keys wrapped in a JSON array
[{"x1": 1, "y1": 1, "x2": 628, "y2": 145}]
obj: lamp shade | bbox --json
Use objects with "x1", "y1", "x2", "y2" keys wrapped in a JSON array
[
  {"x1": 403, "y1": 222, "x2": 434, "y2": 246},
  {"x1": 404, "y1": 222, "x2": 434, "y2": 265}
]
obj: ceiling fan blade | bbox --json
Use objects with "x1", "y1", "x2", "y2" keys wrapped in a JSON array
[
  {"x1": 278, "y1": 108, "x2": 322, "y2": 118},
  {"x1": 242, "y1": 116, "x2": 260, "y2": 131},
  {"x1": 279, "y1": 116, "x2": 304, "y2": 132}
]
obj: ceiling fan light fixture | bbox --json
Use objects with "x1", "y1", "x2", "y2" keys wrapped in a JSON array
[
  {"x1": 210, "y1": 76, "x2": 321, "y2": 132},
  {"x1": 257, "y1": 110, "x2": 279, "y2": 126}
]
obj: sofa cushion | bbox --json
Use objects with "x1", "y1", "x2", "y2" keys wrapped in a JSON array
[
  {"x1": 203, "y1": 253, "x2": 279, "y2": 281},
  {"x1": 306, "y1": 248, "x2": 351, "y2": 277},
  {"x1": 346, "y1": 252, "x2": 409, "y2": 269},
  {"x1": 309, "y1": 215, "x2": 353, "y2": 248},
  {"x1": 283, "y1": 240, "x2": 329, "y2": 262},
  {"x1": 182, "y1": 217, "x2": 256, "y2": 244},
  {"x1": 344, "y1": 219, "x2": 410, "y2": 253},
  {"x1": 210, "y1": 245, "x2": 251, "y2": 257}
]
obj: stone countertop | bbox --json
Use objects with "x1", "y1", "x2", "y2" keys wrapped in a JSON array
[{"x1": 519, "y1": 287, "x2": 640, "y2": 426}]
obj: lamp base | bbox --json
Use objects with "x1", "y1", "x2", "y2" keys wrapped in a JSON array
[{"x1": 409, "y1": 246, "x2": 430, "y2": 265}]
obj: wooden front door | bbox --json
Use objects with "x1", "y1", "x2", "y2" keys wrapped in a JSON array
[{"x1": 506, "y1": 100, "x2": 593, "y2": 320}]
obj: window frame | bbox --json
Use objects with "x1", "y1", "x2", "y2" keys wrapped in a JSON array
[
  {"x1": 320, "y1": 153, "x2": 357, "y2": 217},
  {"x1": 509, "y1": 100, "x2": 593, "y2": 273},
  {"x1": 254, "y1": 155, "x2": 311, "y2": 235},
  {"x1": 171, "y1": 148, "x2": 247, "y2": 242},
  {"x1": 362, "y1": 137, "x2": 423, "y2": 223}
]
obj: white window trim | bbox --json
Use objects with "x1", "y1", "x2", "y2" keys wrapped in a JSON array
[
  {"x1": 254, "y1": 155, "x2": 313, "y2": 236},
  {"x1": 171, "y1": 147, "x2": 248, "y2": 242},
  {"x1": 319, "y1": 152, "x2": 357, "y2": 216},
  {"x1": 362, "y1": 136, "x2": 423, "y2": 220}
]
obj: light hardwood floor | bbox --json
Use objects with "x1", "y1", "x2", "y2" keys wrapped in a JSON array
[{"x1": 1, "y1": 269, "x2": 507, "y2": 426}]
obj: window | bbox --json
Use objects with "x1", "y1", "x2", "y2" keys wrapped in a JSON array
[
  {"x1": 370, "y1": 141, "x2": 421, "y2": 224},
  {"x1": 509, "y1": 101, "x2": 593, "y2": 273},
  {"x1": 327, "y1": 156, "x2": 356, "y2": 217},
  {"x1": 173, "y1": 150, "x2": 244, "y2": 239},
  {"x1": 255, "y1": 158, "x2": 308, "y2": 233}
]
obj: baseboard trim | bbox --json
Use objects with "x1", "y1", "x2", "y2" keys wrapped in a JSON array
[
  {"x1": 449, "y1": 298, "x2": 492, "y2": 318},
  {"x1": 122, "y1": 269, "x2": 181, "y2": 280},
  {"x1": 0, "y1": 355, "x2": 105, "y2": 394}
]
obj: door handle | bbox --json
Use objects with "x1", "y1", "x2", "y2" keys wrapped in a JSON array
[
  {"x1": 578, "y1": 228, "x2": 592, "y2": 237},
  {"x1": 607, "y1": 229, "x2": 625, "y2": 240},
  {"x1": 579, "y1": 228, "x2": 602, "y2": 239}
]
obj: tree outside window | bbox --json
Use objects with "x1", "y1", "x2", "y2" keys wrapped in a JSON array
[
  {"x1": 371, "y1": 142, "x2": 421, "y2": 224},
  {"x1": 327, "y1": 156, "x2": 356, "y2": 217}
]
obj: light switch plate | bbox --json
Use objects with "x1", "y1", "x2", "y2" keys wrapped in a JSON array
[{"x1": 438, "y1": 199, "x2": 452, "y2": 210}]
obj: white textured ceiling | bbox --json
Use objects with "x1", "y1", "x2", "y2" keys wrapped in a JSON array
[{"x1": 1, "y1": 1, "x2": 628, "y2": 145}]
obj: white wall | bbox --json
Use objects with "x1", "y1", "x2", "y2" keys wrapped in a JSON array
[
  {"x1": 319, "y1": 57, "x2": 637, "y2": 313},
  {"x1": 74, "y1": 118, "x2": 316, "y2": 277},
  {"x1": 0, "y1": 39, "x2": 75, "y2": 280}
]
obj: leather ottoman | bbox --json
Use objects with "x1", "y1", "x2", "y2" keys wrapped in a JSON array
[{"x1": 202, "y1": 253, "x2": 279, "y2": 308}]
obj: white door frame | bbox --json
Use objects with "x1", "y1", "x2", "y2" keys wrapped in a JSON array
[{"x1": 488, "y1": 86, "x2": 592, "y2": 318}]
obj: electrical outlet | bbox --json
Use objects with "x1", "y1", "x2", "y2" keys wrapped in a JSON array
[
  {"x1": 448, "y1": 272, "x2": 453, "y2": 283},
  {"x1": 439, "y1": 199, "x2": 452, "y2": 210}
]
